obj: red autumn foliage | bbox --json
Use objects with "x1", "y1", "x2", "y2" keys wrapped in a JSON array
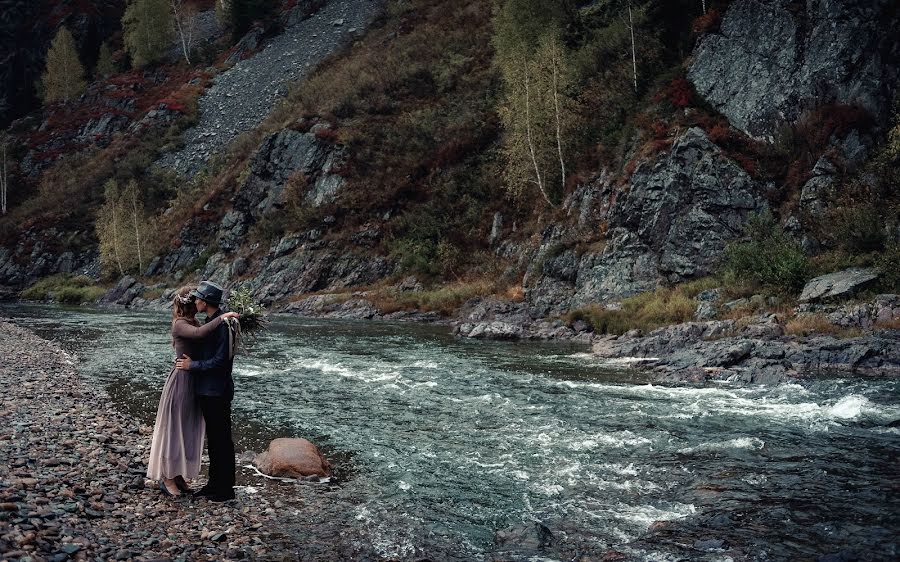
[
  {"x1": 667, "y1": 77, "x2": 693, "y2": 108},
  {"x1": 314, "y1": 126, "x2": 340, "y2": 143},
  {"x1": 691, "y1": 9, "x2": 722, "y2": 35}
]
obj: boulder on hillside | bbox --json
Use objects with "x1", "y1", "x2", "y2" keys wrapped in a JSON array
[
  {"x1": 799, "y1": 268, "x2": 880, "y2": 303},
  {"x1": 253, "y1": 438, "x2": 330, "y2": 478}
]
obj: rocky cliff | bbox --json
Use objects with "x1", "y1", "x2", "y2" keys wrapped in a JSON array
[
  {"x1": 688, "y1": 0, "x2": 899, "y2": 139},
  {"x1": 1, "y1": 0, "x2": 898, "y2": 356}
]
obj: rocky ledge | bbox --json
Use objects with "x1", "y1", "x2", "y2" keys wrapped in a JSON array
[
  {"x1": 591, "y1": 299, "x2": 900, "y2": 385},
  {"x1": 0, "y1": 320, "x2": 297, "y2": 561}
]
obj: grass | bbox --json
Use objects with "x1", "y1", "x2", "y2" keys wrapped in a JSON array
[
  {"x1": 20, "y1": 274, "x2": 106, "y2": 304},
  {"x1": 784, "y1": 313, "x2": 861, "y2": 339},
  {"x1": 369, "y1": 279, "x2": 497, "y2": 316},
  {"x1": 564, "y1": 277, "x2": 720, "y2": 335}
]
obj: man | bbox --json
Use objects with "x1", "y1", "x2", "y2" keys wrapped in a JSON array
[{"x1": 175, "y1": 280, "x2": 236, "y2": 502}]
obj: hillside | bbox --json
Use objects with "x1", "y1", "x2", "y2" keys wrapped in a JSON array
[{"x1": 1, "y1": 0, "x2": 899, "y2": 352}]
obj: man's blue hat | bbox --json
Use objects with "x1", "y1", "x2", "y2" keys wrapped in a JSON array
[{"x1": 190, "y1": 280, "x2": 224, "y2": 305}]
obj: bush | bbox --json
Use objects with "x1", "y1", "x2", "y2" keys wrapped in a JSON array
[
  {"x1": 723, "y1": 213, "x2": 810, "y2": 295},
  {"x1": 21, "y1": 274, "x2": 105, "y2": 304},
  {"x1": 878, "y1": 242, "x2": 900, "y2": 293}
]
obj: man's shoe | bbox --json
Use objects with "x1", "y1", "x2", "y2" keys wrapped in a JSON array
[
  {"x1": 207, "y1": 491, "x2": 236, "y2": 502},
  {"x1": 192, "y1": 485, "x2": 217, "y2": 498}
]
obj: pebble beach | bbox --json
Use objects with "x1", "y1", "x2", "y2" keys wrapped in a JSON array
[{"x1": 0, "y1": 320, "x2": 296, "y2": 561}]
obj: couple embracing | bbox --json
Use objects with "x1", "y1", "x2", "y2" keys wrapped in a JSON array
[{"x1": 146, "y1": 281, "x2": 240, "y2": 502}]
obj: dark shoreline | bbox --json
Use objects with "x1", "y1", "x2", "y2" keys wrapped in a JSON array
[{"x1": 0, "y1": 319, "x2": 302, "y2": 561}]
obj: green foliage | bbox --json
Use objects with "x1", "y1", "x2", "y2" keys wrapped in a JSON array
[
  {"x1": 96, "y1": 179, "x2": 157, "y2": 277},
  {"x1": 123, "y1": 0, "x2": 174, "y2": 68},
  {"x1": 42, "y1": 27, "x2": 87, "y2": 104},
  {"x1": 494, "y1": 2, "x2": 575, "y2": 204},
  {"x1": 225, "y1": 286, "x2": 269, "y2": 335},
  {"x1": 95, "y1": 41, "x2": 116, "y2": 78},
  {"x1": 824, "y1": 202, "x2": 890, "y2": 254},
  {"x1": 878, "y1": 242, "x2": 900, "y2": 293},
  {"x1": 21, "y1": 274, "x2": 105, "y2": 304},
  {"x1": 723, "y1": 212, "x2": 810, "y2": 295}
]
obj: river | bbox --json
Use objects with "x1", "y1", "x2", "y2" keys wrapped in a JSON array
[{"x1": 3, "y1": 304, "x2": 899, "y2": 561}]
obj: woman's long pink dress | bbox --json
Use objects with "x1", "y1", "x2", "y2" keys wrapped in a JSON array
[{"x1": 146, "y1": 316, "x2": 224, "y2": 481}]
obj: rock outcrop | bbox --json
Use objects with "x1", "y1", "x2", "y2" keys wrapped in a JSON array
[
  {"x1": 529, "y1": 127, "x2": 765, "y2": 310},
  {"x1": 688, "y1": 0, "x2": 900, "y2": 139},
  {"x1": 592, "y1": 314, "x2": 900, "y2": 384},
  {"x1": 254, "y1": 438, "x2": 330, "y2": 478}
]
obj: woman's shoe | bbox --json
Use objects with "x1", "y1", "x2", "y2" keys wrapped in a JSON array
[{"x1": 159, "y1": 479, "x2": 181, "y2": 497}]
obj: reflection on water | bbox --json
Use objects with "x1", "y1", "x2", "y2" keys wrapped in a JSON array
[{"x1": 4, "y1": 304, "x2": 899, "y2": 561}]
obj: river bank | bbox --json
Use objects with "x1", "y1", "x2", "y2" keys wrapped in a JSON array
[
  {"x1": 0, "y1": 320, "x2": 300, "y2": 561},
  {"x1": 76, "y1": 276, "x2": 900, "y2": 385}
]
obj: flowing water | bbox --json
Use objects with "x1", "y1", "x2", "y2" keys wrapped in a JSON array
[{"x1": 4, "y1": 304, "x2": 899, "y2": 561}]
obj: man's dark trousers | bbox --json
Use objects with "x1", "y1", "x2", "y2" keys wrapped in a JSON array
[{"x1": 198, "y1": 395, "x2": 235, "y2": 494}]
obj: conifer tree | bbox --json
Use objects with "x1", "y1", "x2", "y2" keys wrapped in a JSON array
[
  {"x1": 95, "y1": 41, "x2": 116, "y2": 78},
  {"x1": 123, "y1": 0, "x2": 174, "y2": 68},
  {"x1": 41, "y1": 27, "x2": 87, "y2": 104}
]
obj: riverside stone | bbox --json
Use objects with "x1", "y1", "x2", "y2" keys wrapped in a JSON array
[
  {"x1": 253, "y1": 438, "x2": 330, "y2": 478},
  {"x1": 799, "y1": 268, "x2": 880, "y2": 303}
]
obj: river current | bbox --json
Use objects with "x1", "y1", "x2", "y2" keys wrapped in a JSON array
[{"x1": 4, "y1": 305, "x2": 899, "y2": 561}]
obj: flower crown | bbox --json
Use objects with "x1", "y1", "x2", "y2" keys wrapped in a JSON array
[{"x1": 176, "y1": 293, "x2": 195, "y2": 305}]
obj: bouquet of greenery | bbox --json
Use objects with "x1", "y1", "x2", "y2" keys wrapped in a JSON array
[{"x1": 224, "y1": 287, "x2": 269, "y2": 354}]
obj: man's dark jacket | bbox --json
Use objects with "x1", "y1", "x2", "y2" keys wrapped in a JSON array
[{"x1": 188, "y1": 309, "x2": 235, "y2": 399}]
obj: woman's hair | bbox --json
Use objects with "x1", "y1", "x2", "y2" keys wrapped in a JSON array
[{"x1": 171, "y1": 286, "x2": 198, "y2": 327}]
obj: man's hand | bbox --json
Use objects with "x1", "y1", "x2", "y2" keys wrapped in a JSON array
[{"x1": 175, "y1": 355, "x2": 192, "y2": 371}]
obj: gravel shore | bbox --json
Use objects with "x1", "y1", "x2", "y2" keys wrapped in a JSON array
[{"x1": 0, "y1": 321, "x2": 297, "y2": 561}]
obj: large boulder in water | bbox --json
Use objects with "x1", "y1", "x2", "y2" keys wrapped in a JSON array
[{"x1": 254, "y1": 438, "x2": 330, "y2": 478}]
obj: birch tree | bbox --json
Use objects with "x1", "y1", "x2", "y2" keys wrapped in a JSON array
[
  {"x1": 171, "y1": 0, "x2": 199, "y2": 64},
  {"x1": 626, "y1": 2, "x2": 638, "y2": 93},
  {"x1": 41, "y1": 27, "x2": 87, "y2": 104},
  {"x1": 98, "y1": 180, "x2": 126, "y2": 276},
  {"x1": 97, "y1": 179, "x2": 155, "y2": 276},
  {"x1": 494, "y1": 0, "x2": 572, "y2": 205}
]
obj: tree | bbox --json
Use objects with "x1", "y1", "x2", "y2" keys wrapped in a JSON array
[
  {"x1": 123, "y1": 0, "x2": 174, "y2": 68},
  {"x1": 97, "y1": 179, "x2": 155, "y2": 276},
  {"x1": 41, "y1": 27, "x2": 87, "y2": 104},
  {"x1": 171, "y1": 0, "x2": 200, "y2": 64},
  {"x1": 494, "y1": 1, "x2": 574, "y2": 205},
  {"x1": 0, "y1": 141, "x2": 9, "y2": 215},
  {"x1": 96, "y1": 41, "x2": 116, "y2": 78},
  {"x1": 98, "y1": 180, "x2": 126, "y2": 276},
  {"x1": 625, "y1": 1, "x2": 638, "y2": 93}
]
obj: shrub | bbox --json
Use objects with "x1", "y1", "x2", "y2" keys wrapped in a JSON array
[
  {"x1": 21, "y1": 274, "x2": 105, "y2": 304},
  {"x1": 878, "y1": 242, "x2": 900, "y2": 293},
  {"x1": 723, "y1": 213, "x2": 810, "y2": 295}
]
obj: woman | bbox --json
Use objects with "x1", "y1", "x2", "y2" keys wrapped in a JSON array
[{"x1": 147, "y1": 286, "x2": 239, "y2": 497}]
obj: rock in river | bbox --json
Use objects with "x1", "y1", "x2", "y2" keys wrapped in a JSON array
[{"x1": 254, "y1": 438, "x2": 331, "y2": 478}]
